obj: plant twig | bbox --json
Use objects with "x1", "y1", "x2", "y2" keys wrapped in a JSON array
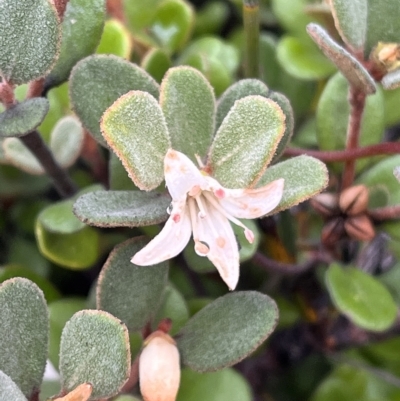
[
  {"x1": 342, "y1": 87, "x2": 366, "y2": 189},
  {"x1": 20, "y1": 130, "x2": 77, "y2": 198},
  {"x1": 284, "y1": 142, "x2": 400, "y2": 161},
  {"x1": 27, "y1": 78, "x2": 45, "y2": 99},
  {"x1": 0, "y1": 80, "x2": 16, "y2": 108},
  {"x1": 369, "y1": 205, "x2": 400, "y2": 221},
  {"x1": 243, "y1": 0, "x2": 260, "y2": 78}
]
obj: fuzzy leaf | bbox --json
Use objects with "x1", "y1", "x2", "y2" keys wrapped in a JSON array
[
  {"x1": 0, "y1": 278, "x2": 48, "y2": 399},
  {"x1": 382, "y1": 69, "x2": 400, "y2": 90},
  {"x1": 208, "y1": 96, "x2": 285, "y2": 188},
  {"x1": 141, "y1": 48, "x2": 172, "y2": 83},
  {"x1": 160, "y1": 66, "x2": 215, "y2": 161},
  {"x1": 328, "y1": 0, "x2": 367, "y2": 51},
  {"x1": 74, "y1": 190, "x2": 170, "y2": 227},
  {"x1": 101, "y1": 91, "x2": 170, "y2": 190},
  {"x1": 46, "y1": 0, "x2": 106, "y2": 87},
  {"x1": 0, "y1": 371, "x2": 27, "y2": 401},
  {"x1": 0, "y1": 98, "x2": 49, "y2": 138},
  {"x1": 316, "y1": 72, "x2": 384, "y2": 172},
  {"x1": 257, "y1": 155, "x2": 328, "y2": 214},
  {"x1": 0, "y1": 0, "x2": 60, "y2": 85},
  {"x1": 50, "y1": 116, "x2": 84, "y2": 168},
  {"x1": 3, "y1": 138, "x2": 44, "y2": 174},
  {"x1": 60, "y1": 310, "x2": 130, "y2": 399},
  {"x1": 216, "y1": 79, "x2": 269, "y2": 130},
  {"x1": 70, "y1": 55, "x2": 159, "y2": 146},
  {"x1": 307, "y1": 24, "x2": 376, "y2": 94},
  {"x1": 97, "y1": 237, "x2": 169, "y2": 332},
  {"x1": 177, "y1": 291, "x2": 278, "y2": 372},
  {"x1": 326, "y1": 264, "x2": 397, "y2": 332},
  {"x1": 96, "y1": 19, "x2": 132, "y2": 59}
]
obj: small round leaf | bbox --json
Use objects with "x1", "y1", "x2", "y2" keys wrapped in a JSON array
[{"x1": 0, "y1": 371, "x2": 27, "y2": 401}]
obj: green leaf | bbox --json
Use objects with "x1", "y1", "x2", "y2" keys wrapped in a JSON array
[
  {"x1": 150, "y1": 0, "x2": 194, "y2": 54},
  {"x1": 74, "y1": 190, "x2": 170, "y2": 227},
  {"x1": 257, "y1": 155, "x2": 329, "y2": 214},
  {"x1": 0, "y1": 98, "x2": 49, "y2": 138},
  {"x1": 208, "y1": 96, "x2": 285, "y2": 188},
  {"x1": 177, "y1": 291, "x2": 278, "y2": 372},
  {"x1": 48, "y1": 298, "x2": 86, "y2": 370},
  {"x1": 0, "y1": 371, "x2": 27, "y2": 401},
  {"x1": 160, "y1": 66, "x2": 215, "y2": 161},
  {"x1": 109, "y1": 152, "x2": 137, "y2": 191},
  {"x1": 96, "y1": 19, "x2": 132, "y2": 59},
  {"x1": 70, "y1": 55, "x2": 159, "y2": 146},
  {"x1": 101, "y1": 91, "x2": 170, "y2": 190},
  {"x1": 0, "y1": 278, "x2": 48, "y2": 399},
  {"x1": 383, "y1": 86, "x2": 400, "y2": 127},
  {"x1": 307, "y1": 24, "x2": 376, "y2": 94},
  {"x1": 276, "y1": 35, "x2": 336, "y2": 80},
  {"x1": 329, "y1": 0, "x2": 367, "y2": 51},
  {"x1": 0, "y1": 0, "x2": 60, "y2": 85},
  {"x1": 177, "y1": 368, "x2": 252, "y2": 401},
  {"x1": 46, "y1": 0, "x2": 106, "y2": 87},
  {"x1": 122, "y1": 0, "x2": 161, "y2": 32},
  {"x1": 194, "y1": 2, "x2": 229, "y2": 36},
  {"x1": 316, "y1": 72, "x2": 384, "y2": 172},
  {"x1": 382, "y1": 69, "x2": 400, "y2": 90},
  {"x1": 326, "y1": 263, "x2": 397, "y2": 332},
  {"x1": 97, "y1": 237, "x2": 169, "y2": 332},
  {"x1": 215, "y1": 79, "x2": 269, "y2": 130},
  {"x1": 50, "y1": 116, "x2": 84, "y2": 169},
  {"x1": 141, "y1": 48, "x2": 172, "y2": 83},
  {"x1": 60, "y1": 310, "x2": 131, "y2": 399},
  {"x1": 366, "y1": 0, "x2": 400, "y2": 55}
]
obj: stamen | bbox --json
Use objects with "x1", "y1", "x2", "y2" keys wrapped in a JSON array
[
  {"x1": 203, "y1": 192, "x2": 255, "y2": 244},
  {"x1": 194, "y1": 195, "x2": 207, "y2": 218},
  {"x1": 195, "y1": 154, "x2": 205, "y2": 168}
]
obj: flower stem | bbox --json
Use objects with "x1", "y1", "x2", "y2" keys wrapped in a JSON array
[
  {"x1": 284, "y1": 142, "x2": 400, "y2": 161},
  {"x1": 341, "y1": 87, "x2": 367, "y2": 189},
  {"x1": 243, "y1": 0, "x2": 260, "y2": 78},
  {"x1": 369, "y1": 205, "x2": 400, "y2": 221},
  {"x1": 20, "y1": 130, "x2": 78, "y2": 198}
]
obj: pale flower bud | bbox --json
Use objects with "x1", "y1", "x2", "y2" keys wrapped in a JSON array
[{"x1": 139, "y1": 330, "x2": 180, "y2": 401}]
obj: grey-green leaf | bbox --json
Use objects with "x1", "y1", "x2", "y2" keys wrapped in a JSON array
[
  {"x1": 326, "y1": 263, "x2": 397, "y2": 332},
  {"x1": 160, "y1": 66, "x2": 215, "y2": 161},
  {"x1": 208, "y1": 96, "x2": 285, "y2": 188},
  {"x1": 0, "y1": 98, "x2": 49, "y2": 138},
  {"x1": 0, "y1": 0, "x2": 60, "y2": 84},
  {"x1": 257, "y1": 155, "x2": 329, "y2": 214},
  {"x1": 307, "y1": 23, "x2": 376, "y2": 94},
  {"x1": 329, "y1": 0, "x2": 367, "y2": 51},
  {"x1": 0, "y1": 278, "x2": 48, "y2": 399},
  {"x1": 60, "y1": 310, "x2": 131, "y2": 399},
  {"x1": 97, "y1": 237, "x2": 169, "y2": 332},
  {"x1": 74, "y1": 190, "x2": 170, "y2": 227},
  {"x1": 0, "y1": 371, "x2": 27, "y2": 401},
  {"x1": 3, "y1": 138, "x2": 44, "y2": 174},
  {"x1": 382, "y1": 69, "x2": 400, "y2": 90},
  {"x1": 177, "y1": 291, "x2": 278, "y2": 372},
  {"x1": 215, "y1": 79, "x2": 269, "y2": 130},
  {"x1": 101, "y1": 91, "x2": 171, "y2": 190},
  {"x1": 46, "y1": 0, "x2": 106, "y2": 87},
  {"x1": 70, "y1": 55, "x2": 159, "y2": 146}
]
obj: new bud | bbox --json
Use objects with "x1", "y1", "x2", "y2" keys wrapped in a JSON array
[{"x1": 139, "y1": 331, "x2": 180, "y2": 401}]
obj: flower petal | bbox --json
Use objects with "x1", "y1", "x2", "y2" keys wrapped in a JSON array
[
  {"x1": 218, "y1": 178, "x2": 284, "y2": 219},
  {"x1": 164, "y1": 149, "x2": 207, "y2": 200},
  {"x1": 195, "y1": 204, "x2": 240, "y2": 290},
  {"x1": 131, "y1": 200, "x2": 191, "y2": 265}
]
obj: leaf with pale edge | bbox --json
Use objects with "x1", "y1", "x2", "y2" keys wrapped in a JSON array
[{"x1": 0, "y1": 370, "x2": 27, "y2": 401}]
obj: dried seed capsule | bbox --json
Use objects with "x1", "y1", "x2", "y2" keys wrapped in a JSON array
[
  {"x1": 339, "y1": 185, "x2": 369, "y2": 215},
  {"x1": 344, "y1": 214, "x2": 375, "y2": 242},
  {"x1": 310, "y1": 193, "x2": 339, "y2": 217}
]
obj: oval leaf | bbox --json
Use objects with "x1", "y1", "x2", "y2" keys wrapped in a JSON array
[
  {"x1": 0, "y1": 98, "x2": 49, "y2": 138},
  {"x1": 326, "y1": 263, "x2": 397, "y2": 332},
  {"x1": 382, "y1": 69, "x2": 400, "y2": 90},
  {"x1": 3, "y1": 138, "x2": 44, "y2": 174},
  {"x1": 0, "y1": 0, "x2": 60, "y2": 84},
  {"x1": 0, "y1": 371, "x2": 27, "y2": 401},
  {"x1": 141, "y1": 48, "x2": 172, "y2": 83},
  {"x1": 101, "y1": 91, "x2": 171, "y2": 190},
  {"x1": 46, "y1": 0, "x2": 106, "y2": 87},
  {"x1": 97, "y1": 237, "x2": 169, "y2": 332},
  {"x1": 60, "y1": 310, "x2": 131, "y2": 399},
  {"x1": 0, "y1": 278, "x2": 48, "y2": 399},
  {"x1": 70, "y1": 55, "x2": 159, "y2": 146},
  {"x1": 177, "y1": 291, "x2": 278, "y2": 372},
  {"x1": 257, "y1": 155, "x2": 329, "y2": 214},
  {"x1": 160, "y1": 66, "x2": 215, "y2": 161},
  {"x1": 208, "y1": 96, "x2": 285, "y2": 188}
]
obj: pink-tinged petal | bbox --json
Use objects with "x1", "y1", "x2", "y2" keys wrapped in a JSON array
[
  {"x1": 164, "y1": 149, "x2": 207, "y2": 200},
  {"x1": 195, "y1": 204, "x2": 240, "y2": 290},
  {"x1": 131, "y1": 200, "x2": 191, "y2": 266},
  {"x1": 218, "y1": 178, "x2": 284, "y2": 219}
]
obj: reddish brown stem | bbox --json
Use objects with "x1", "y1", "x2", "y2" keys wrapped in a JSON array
[
  {"x1": 341, "y1": 87, "x2": 367, "y2": 189},
  {"x1": 0, "y1": 80, "x2": 16, "y2": 107},
  {"x1": 284, "y1": 142, "x2": 400, "y2": 162},
  {"x1": 369, "y1": 205, "x2": 400, "y2": 221},
  {"x1": 53, "y1": 0, "x2": 69, "y2": 20},
  {"x1": 27, "y1": 78, "x2": 45, "y2": 99}
]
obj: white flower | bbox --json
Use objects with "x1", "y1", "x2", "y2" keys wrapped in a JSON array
[{"x1": 131, "y1": 149, "x2": 284, "y2": 290}]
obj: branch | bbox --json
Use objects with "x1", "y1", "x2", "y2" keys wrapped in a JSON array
[
  {"x1": 243, "y1": 0, "x2": 260, "y2": 78},
  {"x1": 369, "y1": 205, "x2": 400, "y2": 221}
]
